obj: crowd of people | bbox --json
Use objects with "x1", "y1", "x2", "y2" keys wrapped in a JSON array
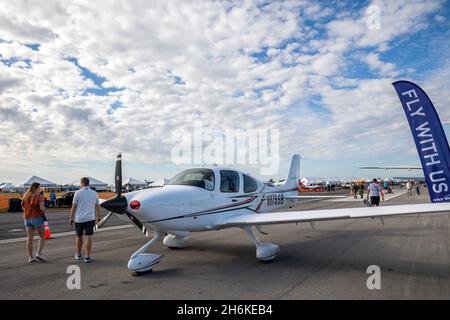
[
  {"x1": 350, "y1": 179, "x2": 423, "y2": 207},
  {"x1": 351, "y1": 180, "x2": 421, "y2": 198},
  {"x1": 406, "y1": 180, "x2": 421, "y2": 196},
  {"x1": 351, "y1": 182, "x2": 366, "y2": 199}
]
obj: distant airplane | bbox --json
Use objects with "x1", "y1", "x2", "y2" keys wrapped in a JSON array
[
  {"x1": 359, "y1": 166, "x2": 421, "y2": 171},
  {"x1": 392, "y1": 177, "x2": 426, "y2": 182},
  {"x1": 360, "y1": 117, "x2": 449, "y2": 171}
]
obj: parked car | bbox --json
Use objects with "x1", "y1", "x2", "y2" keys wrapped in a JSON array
[
  {"x1": 56, "y1": 191, "x2": 75, "y2": 207},
  {"x1": 342, "y1": 182, "x2": 351, "y2": 189}
]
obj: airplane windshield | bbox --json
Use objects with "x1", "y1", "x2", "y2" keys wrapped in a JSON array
[{"x1": 167, "y1": 169, "x2": 215, "y2": 191}]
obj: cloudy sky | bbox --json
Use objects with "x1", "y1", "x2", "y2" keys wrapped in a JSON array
[{"x1": 0, "y1": 0, "x2": 449, "y2": 185}]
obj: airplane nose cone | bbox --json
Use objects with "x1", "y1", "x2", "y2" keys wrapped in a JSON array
[{"x1": 101, "y1": 196, "x2": 127, "y2": 214}]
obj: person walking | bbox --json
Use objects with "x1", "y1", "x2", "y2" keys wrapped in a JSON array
[
  {"x1": 69, "y1": 177, "x2": 101, "y2": 263},
  {"x1": 352, "y1": 183, "x2": 358, "y2": 199},
  {"x1": 358, "y1": 182, "x2": 365, "y2": 199},
  {"x1": 49, "y1": 191, "x2": 56, "y2": 208},
  {"x1": 21, "y1": 182, "x2": 46, "y2": 263},
  {"x1": 366, "y1": 179, "x2": 384, "y2": 207},
  {"x1": 406, "y1": 180, "x2": 412, "y2": 196}
]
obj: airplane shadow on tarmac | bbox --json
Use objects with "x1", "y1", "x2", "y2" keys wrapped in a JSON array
[{"x1": 173, "y1": 223, "x2": 450, "y2": 281}]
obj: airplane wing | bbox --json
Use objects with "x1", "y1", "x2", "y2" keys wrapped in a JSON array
[
  {"x1": 214, "y1": 203, "x2": 450, "y2": 228},
  {"x1": 359, "y1": 166, "x2": 421, "y2": 170},
  {"x1": 285, "y1": 195, "x2": 348, "y2": 199}
]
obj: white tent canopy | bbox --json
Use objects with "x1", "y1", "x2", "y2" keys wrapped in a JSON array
[
  {"x1": 20, "y1": 175, "x2": 57, "y2": 188},
  {"x1": 71, "y1": 176, "x2": 107, "y2": 186},
  {"x1": 71, "y1": 177, "x2": 108, "y2": 191},
  {"x1": 124, "y1": 178, "x2": 146, "y2": 186},
  {"x1": 0, "y1": 182, "x2": 15, "y2": 192}
]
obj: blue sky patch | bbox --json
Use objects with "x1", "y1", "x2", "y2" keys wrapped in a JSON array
[
  {"x1": 67, "y1": 57, "x2": 124, "y2": 96},
  {"x1": 107, "y1": 101, "x2": 124, "y2": 115},
  {"x1": 25, "y1": 43, "x2": 40, "y2": 51}
]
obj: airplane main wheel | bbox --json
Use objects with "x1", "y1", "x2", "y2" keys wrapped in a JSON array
[
  {"x1": 256, "y1": 243, "x2": 280, "y2": 262},
  {"x1": 163, "y1": 234, "x2": 189, "y2": 249}
]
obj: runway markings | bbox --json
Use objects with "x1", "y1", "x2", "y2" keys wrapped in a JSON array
[
  {"x1": 0, "y1": 225, "x2": 133, "y2": 245},
  {"x1": 329, "y1": 191, "x2": 407, "y2": 202}
]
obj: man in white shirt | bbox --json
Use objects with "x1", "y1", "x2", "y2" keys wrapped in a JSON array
[
  {"x1": 366, "y1": 178, "x2": 384, "y2": 207},
  {"x1": 69, "y1": 177, "x2": 100, "y2": 263},
  {"x1": 406, "y1": 180, "x2": 412, "y2": 196}
]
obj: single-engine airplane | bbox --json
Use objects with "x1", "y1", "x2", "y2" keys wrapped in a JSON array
[{"x1": 96, "y1": 153, "x2": 450, "y2": 275}]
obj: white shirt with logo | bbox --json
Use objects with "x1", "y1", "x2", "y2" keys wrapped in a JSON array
[{"x1": 73, "y1": 187, "x2": 99, "y2": 223}]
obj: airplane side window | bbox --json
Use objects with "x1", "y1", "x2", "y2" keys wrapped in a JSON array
[
  {"x1": 220, "y1": 170, "x2": 240, "y2": 193},
  {"x1": 243, "y1": 174, "x2": 258, "y2": 193}
]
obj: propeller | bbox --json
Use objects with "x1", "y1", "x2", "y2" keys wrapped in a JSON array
[
  {"x1": 123, "y1": 210, "x2": 149, "y2": 237},
  {"x1": 95, "y1": 153, "x2": 149, "y2": 237},
  {"x1": 95, "y1": 211, "x2": 113, "y2": 230}
]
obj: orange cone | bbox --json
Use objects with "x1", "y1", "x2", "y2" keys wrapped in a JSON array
[{"x1": 44, "y1": 221, "x2": 52, "y2": 239}]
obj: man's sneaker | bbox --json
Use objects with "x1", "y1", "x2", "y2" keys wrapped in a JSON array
[
  {"x1": 35, "y1": 253, "x2": 46, "y2": 262},
  {"x1": 74, "y1": 254, "x2": 83, "y2": 261},
  {"x1": 84, "y1": 256, "x2": 92, "y2": 263},
  {"x1": 28, "y1": 257, "x2": 36, "y2": 263}
]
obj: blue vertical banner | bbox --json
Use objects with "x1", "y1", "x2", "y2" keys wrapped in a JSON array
[{"x1": 393, "y1": 80, "x2": 450, "y2": 202}]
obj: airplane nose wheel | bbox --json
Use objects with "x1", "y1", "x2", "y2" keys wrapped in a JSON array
[{"x1": 127, "y1": 231, "x2": 164, "y2": 276}]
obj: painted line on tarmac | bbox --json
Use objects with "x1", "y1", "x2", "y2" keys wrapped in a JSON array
[
  {"x1": 385, "y1": 191, "x2": 409, "y2": 201},
  {"x1": 0, "y1": 225, "x2": 133, "y2": 245}
]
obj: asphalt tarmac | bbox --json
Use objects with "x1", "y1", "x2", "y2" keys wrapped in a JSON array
[{"x1": 0, "y1": 187, "x2": 449, "y2": 299}]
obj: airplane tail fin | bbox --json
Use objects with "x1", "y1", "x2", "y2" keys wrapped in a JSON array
[
  {"x1": 284, "y1": 154, "x2": 300, "y2": 189},
  {"x1": 393, "y1": 81, "x2": 450, "y2": 202}
]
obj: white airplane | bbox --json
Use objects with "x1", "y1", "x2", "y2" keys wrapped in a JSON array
[{"x1": 97, "y1": 154, "x2": 450, "y2": 275}]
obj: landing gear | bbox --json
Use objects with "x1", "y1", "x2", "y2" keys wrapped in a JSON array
[
  {"x1": 243, "y1": 226, "x2": 279, "y2": 262},
  {"x1": 163, "y1": 233, "x2": 189, "y2": 249},
  {"x1": 127, "y1": 231, "x2": 164, "y2": 275}
]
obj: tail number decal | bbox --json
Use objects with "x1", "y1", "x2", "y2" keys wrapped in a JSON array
[{"x1": 267, "y1": 194, "x2": 284, "y2": 206}]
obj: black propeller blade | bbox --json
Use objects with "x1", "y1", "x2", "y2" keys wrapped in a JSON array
[
  {"x1": 101, "y1": 195, "x2": 127, "y2": 214},
  {"x1": 94, "y1": 211, "x2": 113, "y2": 231},
  {"x1": 100, "y1": 153, "x2": 127, "y2": 214},
  {"x1": 97, "y1": 153, "x2": 149, "y2": 237},
  {"x1": 115, "y1": 153, "x2": 122, "y2": 197},
  {"x1": 124, "y1": 211, "x2": 149, "y2": 237}
]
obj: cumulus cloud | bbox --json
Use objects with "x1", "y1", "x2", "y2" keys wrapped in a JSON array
[
  {"x1": 0, "y1": 74, "x2": 22, "y2": 93},
  {"x1": 0, "y1": 0, "x2": 447, "y2": 183},
  {"x1": 364, "y1": 52, "x2": 398, "y2": 77}
]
